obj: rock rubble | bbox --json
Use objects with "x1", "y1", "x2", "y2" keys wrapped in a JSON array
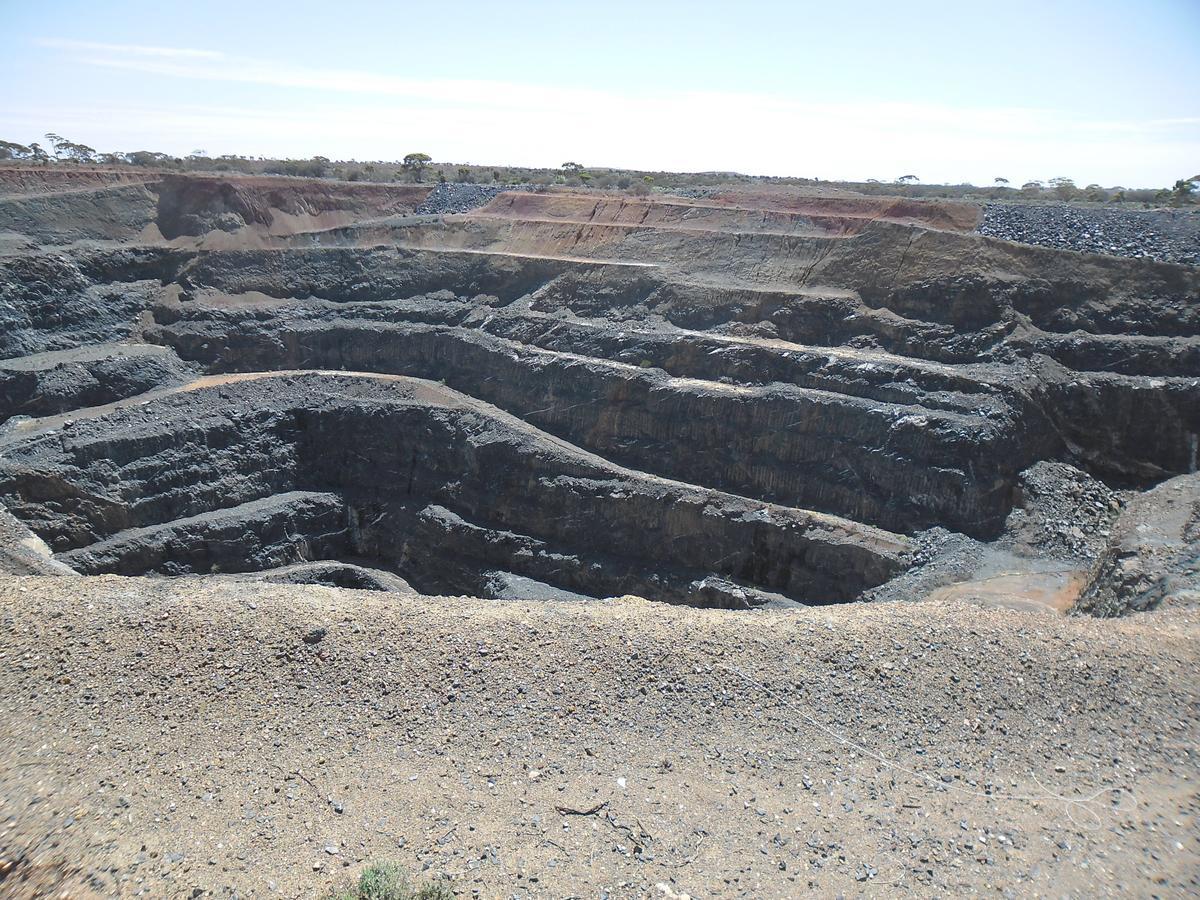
[
  {"x1": 978, "y1": 202, "x2": 1200, "y2": 266},
  {"x1": 414, "y1": 182, "x2": 538, "y2": 215}
]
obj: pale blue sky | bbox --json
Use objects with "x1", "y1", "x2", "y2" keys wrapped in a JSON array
[{"x1": 1, "y1": 0, "x2": 1197, "y2": 186}]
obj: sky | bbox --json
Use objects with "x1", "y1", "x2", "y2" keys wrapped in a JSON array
[{"x1": 1, "y1": 0, "x2": 1197, "y2": 187}]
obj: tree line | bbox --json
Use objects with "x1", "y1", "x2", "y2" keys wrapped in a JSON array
[{"x1": 0, "y1": 133, "x2": 1194, "y2": 204}]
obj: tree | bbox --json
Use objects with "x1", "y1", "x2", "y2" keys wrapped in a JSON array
[
  {"x1": 62, "y1": 141, "x2": 95, "y2": 163},
  {"x1": 28, "y1": 142, "x2": 50, "y2": 165},
  {"x1": 897, "y1": 174, "x2": 919, "y2": 184},
  {"x1": 126, "y1": 150, "x2": 173, "y2": 167},
  {"x1": 561, "y1": 161, "x2": 584, "y2": 175},
  {"x1": 1170, "y1": 178, "x2": 1196, "y2": 205},
  {"x1": 993, "y1": 177, "x2": 1009, "y2": 185},
  {"x1": 1048, "y1": 176, "x2": 1078, "y2": 201},
  {"x1": 1021, "y1": 180, "x2": 1043, "y2": 195},
  {"x1": 44, "y1": 133, "x2": 68, "y2": 158},
  {"x1": 0, "y1": 140, "x2": 32, "y2": 160},
  {"x1": 402, "y1": 152, "x2": 432, "y2": 183},
  {"x1": 42, "y1": 133, "x2": 95, "y2": 163}
]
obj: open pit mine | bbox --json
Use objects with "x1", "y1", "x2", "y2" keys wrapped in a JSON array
[
  {"x1": 1, "y1": 170, "x2": 1195, "y2": 610},
  {"x1": 0, "y1": 168, "x2": 1197, "y2": 898}
]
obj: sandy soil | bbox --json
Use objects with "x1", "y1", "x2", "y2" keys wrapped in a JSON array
[{"x1": 1, "y1": 576, "x2": 1196, "y2": 898}]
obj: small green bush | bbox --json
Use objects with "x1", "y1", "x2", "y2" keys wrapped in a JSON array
[{"x1": 326, "y1": 862, "x2": 452, "y2": 900}]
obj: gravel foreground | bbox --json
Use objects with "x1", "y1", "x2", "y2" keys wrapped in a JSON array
[{"x1": 1, "y1": 576, "x2": 1197, "y2": 898}]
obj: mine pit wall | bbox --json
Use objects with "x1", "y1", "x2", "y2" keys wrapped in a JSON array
[
  {"x1": 176, "y1": 246, "x2": 591, "y2": 307},
  {"x1": 472, "y1": 191, "x2": 875, "y2": 236},
  {"x1": 0, "y1": 247, "x2": 190, "y2": 362},
  {"x1": 0, "y1": 258, "x2": 161, "y2": 360},
  {"x1": 0, "y1": 377, "x2": 907, "y2": 606},
  {"x1": 0, "y1": 404, "x2": 300, "y2": 550},
  {"x1": 290, "y1": 399, "x2": 901, "y2": 602},
  {"x1": 3, "y1": 237, "x2": 1197, "y2": 588},
  {"x1": 150, "y1": 319, "x2": 1027, "y2": 538},
  {"x1": 472, "y1": 314, "x2": 1010, "y2": 413},
  {"x1": 60, "y1": 491, "x2": 350, "y2": 576},
  {"x1": 0, "y1": 346, "x2": 197, "y2": 421},
  {"x1": 0, "y1": 184, "x2": 158, "y2": 244},
  {"x1": 1041, "y1": 374, "x2": 1200, "y2": 483},
  {"x1": 150, "y1": 175, "x2": 433, "y2": 240},
  {"x1": 154, "y1": 243, "x2": 1200, "y2": 489}
]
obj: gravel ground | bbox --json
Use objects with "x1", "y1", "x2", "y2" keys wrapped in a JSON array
[
  {"x1": 415, "y1": 184, "x2": 540, "y2": 216},
  {"x1": 1, "y1": 576, "x2": 1197, "y2": 898},
  {"x1": 978, "y1": 203, "x2": 1200, "y2": 266}
]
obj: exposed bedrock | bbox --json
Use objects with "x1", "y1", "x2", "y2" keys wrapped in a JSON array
[
  {"x1": 153, "y1": 313, "x2": 1028, "y2": 532},
  {"x1": 1076, "y1": 473, "x2": 1200, "y2": 616},
  {"x1": 139, "y1": 246, "x2": 1200, "y2": 535},
  {"x1": 0, "y1": 247, "x2": 187, "y2": 360},
  {"x1": 0, "y1": 503, "x2": 76, "y2": 576},
  {"x1": 0, "y1": 183, "x2": 158, "y2": 244},
  {"x1": 60, "y1": 490, "x2": 350, "y2": 576},
  {"x1": 0, "y1": 343, "x2": 196, "y2": 421},
  {"x1": 150, "y1": 174, "x2": 431, "y2": 240},
  {"x1": 0, "y1": 374, "x2": 907, "y2": 606}
]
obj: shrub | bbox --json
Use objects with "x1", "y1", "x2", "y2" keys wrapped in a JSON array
[
  {"x1": 263, "y1": 157, "x2": 330, "y2": 178},
  {"x1": 326, "y1": 862, "x2": 452, "y2": 900}
]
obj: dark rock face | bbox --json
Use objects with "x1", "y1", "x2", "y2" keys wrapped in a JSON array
[
  {"x1": 0, "y1": 253, "x2": 165, "y2": 359},
  {"x1": 59, "y1": 490, "x2": 351, "y2": 576},
  {"x1": 0, "y1": 175, "x2": 1197, "y2": 611},
  {"x1": 0, "y1": 374, "x2": 907, "y2": 606},
  {"x1": 0, "y1": 344, "x2": 196, "y2": 420},
  {"x1": 139, "y1": 246, "x2": 1199, "y2": 535}
]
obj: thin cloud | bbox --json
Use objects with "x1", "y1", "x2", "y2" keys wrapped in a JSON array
[{"x1": 42, "y1": 40, "x2": 1197, "y2": 139}]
